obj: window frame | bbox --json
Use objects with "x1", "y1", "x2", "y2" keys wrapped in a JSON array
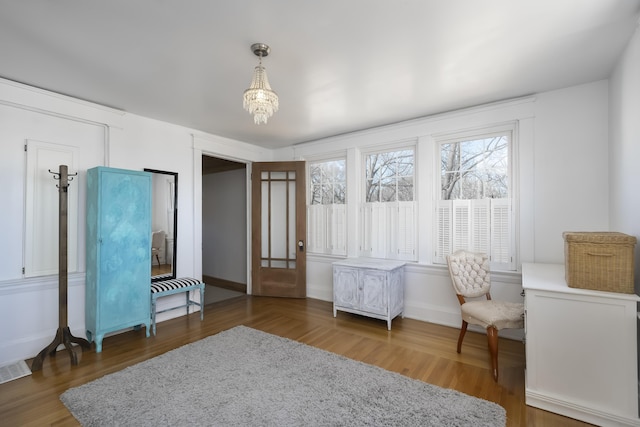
[
  {"x1": 306, "y1": 156, "x2": 348, "y2": 256},
  {"x1": 360, "y1": 143, "x2": 417, "y2": 261},
  {"x1": 432, "y1": 123, "x2": 517, "y2": 271}
]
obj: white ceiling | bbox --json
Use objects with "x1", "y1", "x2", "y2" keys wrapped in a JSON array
[{"x1": 1, "y1": 1, "x2": 639, "y2": 148}]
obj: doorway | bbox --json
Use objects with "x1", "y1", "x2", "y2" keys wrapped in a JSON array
[{"x1": 201, "y1": 155, "x2": 247, "y2": 304}]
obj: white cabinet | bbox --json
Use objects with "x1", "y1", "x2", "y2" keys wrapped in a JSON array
[
  {"x1": 333, "y1": 258, "x2": 405, "y2": 330},
  {"x1": 522, "y1": 263, "x2": 640, "y2": 427}
]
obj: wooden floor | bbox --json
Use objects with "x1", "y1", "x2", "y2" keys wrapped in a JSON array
[{"x1": 1, "y1": 296, "x2": 591, "y2": 426}]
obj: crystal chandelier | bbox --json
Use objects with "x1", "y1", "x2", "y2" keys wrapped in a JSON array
[{"x1": 243, "y1": 43, "x2": 279, "y2": 125}]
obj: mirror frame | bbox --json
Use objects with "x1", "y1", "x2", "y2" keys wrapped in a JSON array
[{"x1": 145, "y1": 168, "x2": 178, "y2": 282}]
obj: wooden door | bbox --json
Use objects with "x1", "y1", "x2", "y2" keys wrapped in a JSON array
[{"x1": 251, "y1": 161, "x2": 306, "y2": 297}]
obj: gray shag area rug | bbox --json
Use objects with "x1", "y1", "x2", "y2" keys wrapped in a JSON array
[{"x1": 61, "y1": 326, "x2": 505, "y2": 426}]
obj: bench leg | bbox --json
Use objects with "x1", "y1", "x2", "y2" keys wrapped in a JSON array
[
  {"x1": 150, "y1": 281, "x2": 205, "y2": 335},
  {"x1": 185, "y1": 291, "x2": 190, "y2": 316},
  {"x1": 151, "y1": 296, "x2": 157, "y2": 336},
  {"x1": 200, "y1": 285, "x2": 205, "y2": 320}
]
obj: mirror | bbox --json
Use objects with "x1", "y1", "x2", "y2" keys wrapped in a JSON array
[{"x1": 145, "y1": 168, "x2": 178, "y2": 282}]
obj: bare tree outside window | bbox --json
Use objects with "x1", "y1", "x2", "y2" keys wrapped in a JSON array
[
  {"x1": 310, "y1": 160, "x2": 346, "y2": 205},
  {"x1": 365, "y1": 149, "x2": 414, "y2": 202},
  {"x1": 441, "y1": 136, "x2": 508, "y2": 200}
]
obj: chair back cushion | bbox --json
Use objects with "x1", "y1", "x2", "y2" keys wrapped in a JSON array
[
  {"x1": 446, "y1": 250, "x2": 491, "y2": 298},
  {"x1": 151, "y1": 230, "x2": 165, "y2": 248}
]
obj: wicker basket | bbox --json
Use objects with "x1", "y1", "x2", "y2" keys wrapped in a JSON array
[{"x1": 563, "y1": 232, "x2": 636, "y2": 293}]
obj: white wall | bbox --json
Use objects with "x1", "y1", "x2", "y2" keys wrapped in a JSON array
[
  {"x1": 0, "y1": 79, "x2": 269, "y2": 365},
  {"x1": 281, "y1": 81, "x2": 610, "y2": 336},
  {"x1": 609, "y1": 25, "x2": 640, "y2": 293},
  {"x1": 533, "y1": 82, "x2": 610, "y2": 262},
  {"x1": 202, "y1": 168, "x2": 247, "y2": 284}
]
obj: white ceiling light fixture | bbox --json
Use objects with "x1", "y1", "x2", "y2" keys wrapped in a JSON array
[{"x1": 243, "y1": 43, "x2": 279, "y2": 125}]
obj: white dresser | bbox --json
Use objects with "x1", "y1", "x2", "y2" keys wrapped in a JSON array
[
  {"x1": 522, "y1": 263, "x2": 640, "y2": 427},
  {"x1": 332, "y1": 258, "x2": 405, "y2": 330}
]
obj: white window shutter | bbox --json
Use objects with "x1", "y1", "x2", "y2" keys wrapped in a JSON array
[
  {"x1": 435, "y1": 200, "x2": 452, "y2": 264},
  {"x1": 361, "y1": 204, "x2": 372, "y2": 256},
  {"x1": 306, "y1": 205, "x2": 324, "y2": 253},
  {"x1": 371, "y1": 203, "x2": 387, "y2": 258},
  {"x1": 330, "y1": 204, "x2": 347, "y2": 255},
  {"x1": 396, "y1": 201, "x2": 416, "y2": 261},
  {"x1": 490, "y1": 198, "x2": 512, "y2": 269},
  {"x1": 471, "y1": 199, "x2": 490, "y2": 254},
  {"x1": 361, "y1": 203, "x2": 388, "y2": 258},
  {"x1": 452, "y1": 200, "x2": 471, "y2": 252}
]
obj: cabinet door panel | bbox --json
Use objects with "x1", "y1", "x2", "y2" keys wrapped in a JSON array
[
  {"x1": 86, "y1": 166, "x2": 151, "y2": 352},
  {"x1": 361, "y1": 269, "x2": 387, "y2": 315},
  {"x1": 98, "y1": 170, "x2": 151, "y2": 328},
  {"x1": 334, "y1": 268, "x2": 359, "y2": 309}
]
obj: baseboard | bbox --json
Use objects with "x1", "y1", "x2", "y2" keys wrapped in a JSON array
[
  {"x1": 202, "y1": 275, "x2": 246, "y2": 293},
  {"x1": 526, "y1": 389, "x2": 640, "y2": 426}
]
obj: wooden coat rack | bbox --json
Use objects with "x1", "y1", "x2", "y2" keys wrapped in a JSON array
[{"x1": 31, "y1": 165, "x2": 90, "y2": 371}]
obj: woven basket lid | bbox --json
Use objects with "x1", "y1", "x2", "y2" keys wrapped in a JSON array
[{"x1": 562, "y1": 231, "x2": 637, "y2": 245}]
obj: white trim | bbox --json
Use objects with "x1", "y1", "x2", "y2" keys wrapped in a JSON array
[
  {"x1": 0, "y1": 272, "x2": 85, "y2": 295},
  {"x1": 433, "y1": 123, "x2": 517, "y2": 271},
  {"x1": 525, "y1": 390, "x2": 640, "y2": 427}
]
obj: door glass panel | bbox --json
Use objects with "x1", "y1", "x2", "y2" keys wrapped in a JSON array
[
  {"x1": 261, "y1": 180, "x2": 269, "y2": 261},
  {"x1": 259, "y1": 169, "x2": 299, "y2": 270},
  {"x1": 270, "y1": 180, "x2": 287, "y2": 260},
  {"x1": 288, "y1": 180, "x2": 296, "y2": 260}
]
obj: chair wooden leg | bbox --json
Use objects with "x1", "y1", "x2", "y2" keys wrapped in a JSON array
[
  {"x1": 487, "y1": 326, "x2": 499, "y2": 381},
  {"x1": 457, "y1": 320, "x2": 468, "y2": 353}
]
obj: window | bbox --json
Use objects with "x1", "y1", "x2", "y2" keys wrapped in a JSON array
[
  {"x1": 435, "y1": 129, "x2": 514, "y2": 270},
  {"x1": 307, "y1": 159, "x2": 346, "y2": 255},
  {"x1": 361, "y1": 147, "x2": 416, "y2": 260}
]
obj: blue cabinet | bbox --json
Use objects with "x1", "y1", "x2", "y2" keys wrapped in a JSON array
[{"x1": 85, "y1": 166, "x2": 152, "y2": 352}]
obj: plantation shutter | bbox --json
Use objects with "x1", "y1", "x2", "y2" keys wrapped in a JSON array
[
  {"x1": 435, "y1": 201, "x2": 452, "y2": 264},
  {"x1": 308, "y1": 204, "x2": 346, "y2": 255},
  {"x1": 361, "y1": 203, "x2": 373, "y2": 256},
  {"x1": 362, "y1": 202, "x2": 415, "y2": 260},
  {"x1": 471, "y1": 199, "x2": 490, "y2": 254},
  {"x1": 361, "y1": 203, "x2": 387, "y2": 258},
  {"x1": 490, "y1": 198, "x2": 512, "y2": 269},
  {"x1": 329, "y1": 204, "x2": 347, "y2": 255},
  {"x1": 306, "y1": 205, "x2": 325, "y2": 253},
  {"x1": 435, "y1": 198, "x2": 510, "y2": 269},
  {"x1": 452, "y1": 200, "x2": 471, "y2": 252},
  {"x1": 396, "y1": 201, "x2": 416, "y2": 260}
]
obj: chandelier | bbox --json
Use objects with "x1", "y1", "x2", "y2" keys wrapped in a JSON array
[{"x1": 243, "y1": 43, "x2": 279, "y2": 125}]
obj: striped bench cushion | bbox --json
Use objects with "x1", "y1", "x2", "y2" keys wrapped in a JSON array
[{"x1": 151, "y1": 277, "x2": 203, "y2": 294}]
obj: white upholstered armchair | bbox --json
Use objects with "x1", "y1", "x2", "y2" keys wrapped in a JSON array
[{"x1": 446, "y1": 250, "x2": 524, "y2": 381}]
